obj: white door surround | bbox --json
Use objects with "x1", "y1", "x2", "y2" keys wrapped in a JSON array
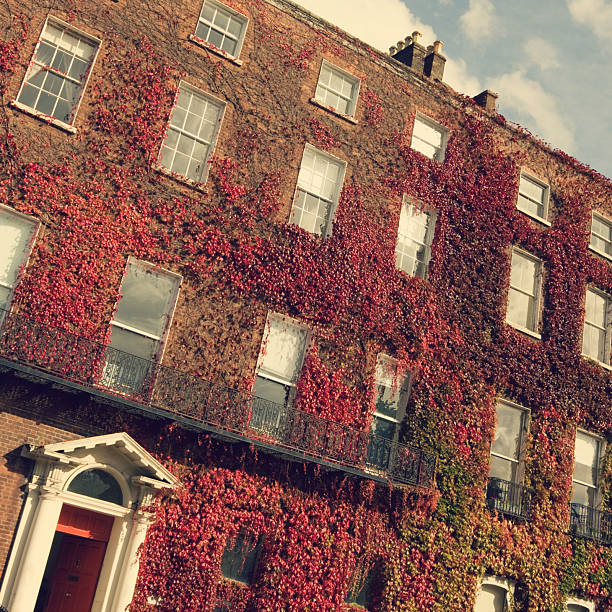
[{"x1": 0, "y1": 432, "x2": 178, "y2": 612}]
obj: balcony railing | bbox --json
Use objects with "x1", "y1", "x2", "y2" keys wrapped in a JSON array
[
  {"x1": 570, "y1": 503, "x2": 612, "y2": 546},
  {"x1": 0, "y1": 309, "x2": 436, "y2": 488},
  {"x1": 486, "y1": 477, "x2": 533, "y2": 520}
]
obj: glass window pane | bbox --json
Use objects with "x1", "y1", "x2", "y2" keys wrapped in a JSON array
[
  {"x1": 253, "y1": 376, "x2": 289, "y2": 405},
  {"x1": 221, "y1": 533, "x2": 260, "y2": 584},
  {"x1": 108, "y1": 325, "x2": 158, "y2": 360},
  {"x1": 114, "y1": 261, "x2": 180, "y2": 337},
  {"x1": 519, "y1": 175, "x2": 545, "y2": 203},
  {"x1": 492, "y1": 402, "x2": 523, "y2": 460},
  {"x1": 68, "y1": 469, "x2": 123, "y2": 505},
  {"x1": 574, "y1": 431, "x2": 599, "y2": 487},
  {"x1": 258, "y1": 315, "x2": 309, "y2": 383},
  {"x1": 0, "y1": 212, "x2": 37, "y2": 288},
  {"x1": 490, "y1": 455, "x2": 514, "y2": 481},
  {"x1": 474, "y1": 584, "x2": 507, "y2": 612}
]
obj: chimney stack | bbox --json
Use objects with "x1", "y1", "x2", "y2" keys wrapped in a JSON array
[
  {"x1": 391, "y1": 31, "x2": 427, "y2": 75},
  {"x1": 473, "y1": 89, "x2": 498, "y2": 112},
  {"x1": 391, "y1": 32, "x2": 446, "y2": 81},
  {"x1": 424, "y1": 40, "x2": 446, "y2": 81}
]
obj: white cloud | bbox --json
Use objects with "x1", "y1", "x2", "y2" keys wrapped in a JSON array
[
  {"x1": 444, "y1": 57, "x2": 482, "y2": 95},
  {"x1": 487, "y1": 70, "x2": 575, "y2": 152},
  {"x1": 523, "y1": 38, "x2": 560, "y2": 71},
  {"x1": 567, "y1": 0, "x2": 612, "y2": 42},
  {"x1": 293, "y1": 0, "x2": 436, "y2": 52},
  {"x1": 459, "y1": 0, "x2": 500, "y2": 43}
]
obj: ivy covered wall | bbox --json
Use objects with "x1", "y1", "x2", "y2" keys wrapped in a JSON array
[{"x1": 0, "y1": 0, "x2": 611, "y2": 609}]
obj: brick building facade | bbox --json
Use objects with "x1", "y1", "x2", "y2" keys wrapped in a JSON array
[{"x1": 0, "y1": 0, "x2": 611, "y2": 610}]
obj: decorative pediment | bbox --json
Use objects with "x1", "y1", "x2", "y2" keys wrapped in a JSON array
[{"x1": 25, "y1": 432, "x2": 178, "y2": 488}]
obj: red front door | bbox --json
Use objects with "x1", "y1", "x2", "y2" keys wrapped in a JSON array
[
  {"x1": 42, "y1": 505, "x2": 114, "y2": 612},
  {"x1": 44, "y1": 535, "x2": 107, "y2": 612}
]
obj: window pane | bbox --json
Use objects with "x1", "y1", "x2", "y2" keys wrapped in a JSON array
[
  {"x1": 258, "y1": 316, "x2": 308, "y2": 383},
  {"x1": 506, "y1": 288, "x2": 533, "y2": 329},
  {"x1": 0, "y1": 211, "x2": 37, "y2": 289},
  {"x1": 221, "y1": 533, "x2": 261, "y2": 584},
  {"x1": 492, "y1": 402, "x2": 523, "y2": 461},
  {"x1": 490, "y1": 455, "x2": 515, "y2": 481},
  {"x1": 396, "y1": 203, "x2": 434, "y2": 278},
  {"x1": 474, "y1": 584, "x2": 507, "y2": 612},
  {"x1": 567, "y1": 605, "x2": 590, "y2": 612},
  {"x1": 519, "y1": 175, "x2": 545, "y2": 203},
  {"x1": 585, "y1": 289, "x2": 607, "y2": 327},
  {"x1": 573, "y1": 431, "x2": 599, "y2": 487},
  {"x1": 375, "y1": 355, "x2": 409, "y2": 420},
  {"x1": 68, "y1": 469, "x2": 123, "y2": 505},
  {"x1": 114, "y1": 263, "x2": 179, "y2": 337},
  {"x1": 108, "y1": 325, "x2": 158, "y2": 360}
]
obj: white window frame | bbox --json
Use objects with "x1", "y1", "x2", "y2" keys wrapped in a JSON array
[
  {"x1": 572, "y1": 428, "x2": 604, "y2": 509},
  {"x1": 191, "y1": 0, "x2": 248, "y2": 62},
  {"x1": 516, "y1": 171, "x2": 550, "y2": 225},
  {"x1": 589, "y1": 211, "x2": 612, "y2": 261},
  {"x1": 410, "y1": 113, "x2": 449, "y2": 162},
  {"x1": 157, "y1": 81, "x2": 226, "y2": 186},
  {"x1": 565, "y1": 597, "x2": 595, "y2": 612},
  {"x1": 395, "y1": 197, "x2": 436, "y2": 278},
  {"x1": 566, "y1": 596, "x2": 595, "y2": 612},
  {"x1": 489, "y1": 399, "x2": 529, "y2": 485},
  {"x1": 313, "y1": 59, "x2": 361, "y2": 118},
  {"x1": 474, "y1": 575, "x2": 514, "y2": 612},
  {"x1": 12, "y1": 16, "x2": 101, "y2": 133},
  {"x1": 289, "y1": 144, "x2": 346, "y2": 238},
  {"x1": 582, "y1": 286, "x2": 612, "y2": 367},
  {"x1": 112, "y1": 257, "x2": 181, "y2": 359},
  {"x1": 254, "y1": 312, "x2": 311, "y2": 404},
  {"x1": 506, "y1": 247, "x2": 543, "y2": 338}
]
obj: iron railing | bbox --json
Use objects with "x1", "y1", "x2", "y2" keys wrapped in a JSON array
[
  {"x1": 486, "y1": 477, "x2": 533, "y2": 520},
  {"x1": 570, "y1": 503, "x2": 612, "y2": 546},
  {"x1": 0, "y1": 309, "x2": 436, "y2": 488}
]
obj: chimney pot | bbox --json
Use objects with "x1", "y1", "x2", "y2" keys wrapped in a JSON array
[
  {"x1": 396, "y1": 40, "x2": 405, "y2": 51},
  {"x1": 433, "y1": 40, "x2": 443, "y2": 54},
  {"x1": 389, "y1": 45, "x2": 397, "y2": 55},
  {"x1": 473, "y1": 89, "x2": 499, "y2": 112},
  {"x1": 411, "y1": 30, "x2": 422, "y2": 44}
]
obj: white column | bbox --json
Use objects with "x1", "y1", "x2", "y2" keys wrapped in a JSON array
[
  {"x1": 9, "y1": 489, "x2": 63, "y2": 612},
  {"x1": 111, "y1": 510, "x2": 152, "y2": 611}
]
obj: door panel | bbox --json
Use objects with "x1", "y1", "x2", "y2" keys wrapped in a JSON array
[{"x1": 44, "y1": 534, "x2": 107, "y2": 612}]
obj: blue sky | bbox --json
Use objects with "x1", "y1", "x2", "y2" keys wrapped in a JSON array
[{"x1": 294, "y1": 0, "x2": 612, "y2": 179}]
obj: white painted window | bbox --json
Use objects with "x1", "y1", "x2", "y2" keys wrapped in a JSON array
[
  {"x1": 582, "y1": 288, "x2": 611, "y2": 364},
  {"x1": 517, "y1": 172, "x2": 549, "y2": 221},
  {"x1": 506, "y1": 248, "x2": 542, "y2": 333},
  {"x1": 572, "y1": 430, "x2": 602, "y2": 508},
  {"x1": 474, "y1": 576, "x2": 513, "y2": 612},
  {"x1": 290, "y1": 145, "x2": 346, "y2": 237},
  {"x1": 410, "y1": 114, "x2": 448, "y2": 162},
  {"x1": 0, "y1": 207, "x2": 38, "y2": 311},
  {"x1": 253, "y1": 313, "x2": 310, "y2": 407},
  {"x1": 590, "y1": 212, "x2": 612, "y2": 258},
  {"x1": 395, "y1": 199, "x2": 436, "y2": 278},
  {"x1": 314, "y1": 60, "x2": 360, "y2": 117},
  {"x1": 16, "y1": 18, "x2": 99, "y2": 126},
  {"x1": 490, "y1": 401, "x2": 528, "y2": 484},
  {"x1": 103, "y1": 259, "x2": 180, "y2": 393},
  {"x1": 195, "y1": 0, "x2": 248, "y2": 58},
  {"x1": 158, "y1": 83, "x2": 225, "y2": 183}
]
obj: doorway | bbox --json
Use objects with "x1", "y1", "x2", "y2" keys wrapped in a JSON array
[{"x1": 34, "y1": 505, "x2": 113, "y2": 612}]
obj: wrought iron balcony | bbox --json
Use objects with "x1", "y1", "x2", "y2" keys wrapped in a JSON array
[
  {"x1": 486, "y1": 477, "x2": 533, "y2": 520},
  {"x1": 0, "y1": 309, "x2": 436, "y2": 488},
  {"x1": 570, "y1": 503, "x2": 612, "y2": 546}
]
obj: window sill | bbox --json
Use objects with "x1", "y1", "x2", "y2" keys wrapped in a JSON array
[
  {"x1": 581, "y1": 354, "x2": 612, "y2": 371},
  {"x1": 188, "y1": 34, "x2": 243, "y2": 66},
  {"x1": 516, "y1": 207, "x2": 551, "y2": 227},
  {"x1": 309, "y1": 98, "x2": 358, "y2": 125},
  {"x1": 506, "y1": 322, "x2": 541, "y2": 340},
  {"x1": 153, "y1": 163, "x2": 208, "y2": 193},
  {"x1": 588, "y1": 245, "x2": 612, "y2": 262},
  {"x1": 10, "y1": 100, "x2": 77, "y2": 134}
]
